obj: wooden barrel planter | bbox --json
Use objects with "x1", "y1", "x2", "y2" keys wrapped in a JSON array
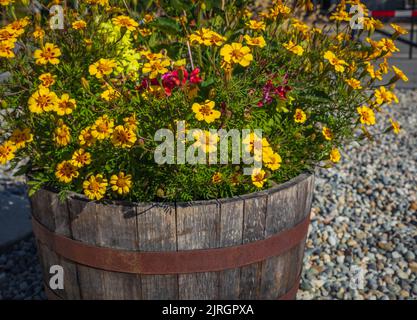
[{"x1": 30, "y1": 173, "x2": 314, "y2": 300}]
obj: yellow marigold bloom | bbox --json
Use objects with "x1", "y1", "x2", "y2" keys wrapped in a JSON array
[
  {"x1": 220, "y1": 43, "x2": 253, "y2": 67},
  {"x1": 379, "y1": 59, "x2": 389, "y2": 74},
  {"x1": 242, "y1": 133, "x2": 269, "y2": 154},
  {"x1": 263, "y1": 152, "x2": 282, "y2": 171},
  {"x1": 71, "y1": 148, "x2": 91, "y2": 168},
  {"x1": 251, "y1": 169, "x2": 267, "y2": 188},
  {"x1": 0, "y1": 141, "x2": 16, "y2": 165},
  {"x1": 0, "y1": 0, "x2": 14, "y2": 6},
  {"x1": 283, "y1": 40, "x2": 304, "y2": 56},
  {"x1": 112, "y1": 15, "x2": 139, "y2": 31},
  {"x1": 32, "y1": 27, "x2": 45, "y2": 39},
  {"x1": 269, "y1": 3, "x2": 291, "y2": 19},
  {"x1": 83, "y1": 174, "x2": 108, "y2": 201},
  {"x1": 389, "y1": 118, "x2": 400, "y2": 134},
  {"x1": 142, "y1": 58, "x2": 170, "y2": 79},
  {"x1": 323, "y1": 51, "x2": 347, "y2": 73},
  {"x1": 374, "y1": 86, "x2": 397, "y2": 105},
  {"x1": 345, "y1": 78, "x2": 362, "y2": 90},
  {"x1": 294, "y1": 108, "x2": 307, "y2": 123},
  {"x1": 55, "y1": 160, "x2": 79, "y2": 183},
  {"x1": 111, "y1": 125, "x2": 137, "y2": 148},
  {"x1": 330, "y1": 148, "x2": 341, "y2": 163},
  {"x1": 0, "y1": 28, "x2": 18, "y2": 42},
  {"x1": 190, "y1": 28, "x2": 226, "y2": 46},
  {"x1": 365, "y1": 63, "x2": 382, "y2": 81},
  {"x1": 0, "y1": 40, "x2": 15, "y2": 58},
  {"x1": 110, "y1": 172, "x2": 132, "y2": 195},
  {"x1": 211, "y1": 172, "x2": 222, "y2": 184},
  {"x1": 357, "y1": 106, "x2": 375, "y2": 126},
  {"x1": 5, "y1": 17, "x2": 29, "y2": 36},
  {"x1": 244, "y1": 35, "x2": 266, "y2": 48},
  {"x1": 192, "y1": 130, "x2": 219, "y2": 154},
  {"x1": 138, "y1": 28, "x2": 152, "y2": 37},
  {"x1": 390, "y1": 23, "x2": 408, "y2": 36},
  {"x1": 192, "y1": 100, "x2": 221, "y2": 124},
  {"x1": 72, "y1": 20, "x2": 87, "y2": 30},
  {"x1": 330, "y1": 9, "x2": 350, "y2": 22},
  {"x1": 322, "y1": 126, "x2": 333, "y2": 141},
  {"x1": 55, "y1": 94, "x2": 76, "y2": 116},
  {"x1": 89, "y1": 58, "x2": 116, "y2": 79},
  {"x1": 54, "y1": 123, "x2": 71, "y2": 146},
  {"x1": 392, "y1": 66, "x2": 408, "y2": 82},
  {"x1": 363, "y1": 17, "x2": 383, "y2": 32},
  {"x1": 85, "y1": 0, "x2": 108, "y2": 6},
  {"x1": 246, "y1": 20, "x2": 266, "y2": 31},
  {"x1": 38, "y1": 73, "x2": 56, "y2": 87},
  {"x1": 91, "y1": 115, "x2": 114, "y2": 140},
  {"x1": 101, "y1": 86, "x2": 121, "y2": 101},
  {"x1": 10, "y1": 128, "x2": 33, "y2": 149},
  {"x1": 78, "y1": 126, "x2": 96, "y2": 147},
  {"x1": 28, "y1": 87, "x2": 58, "y2": 113},
  {"x1": 123, "y1": 114, "x2": 138, "y2": 129},
  {"x1": 378, "y1": 38, "x2": 399, "y2": 53},
  {"x1": 291, "y1": 19, "x2": 309, "y2": 35},
  {"x1": 143, "y1": 14, "x2": 154, "y2": 24},
  {"x1": 34, "y1": 43, "x2": 61, "y2": 65}
]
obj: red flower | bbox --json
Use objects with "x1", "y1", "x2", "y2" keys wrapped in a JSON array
[{"x1": 189, "y1": 68, "x2": 202, "y2": 84}]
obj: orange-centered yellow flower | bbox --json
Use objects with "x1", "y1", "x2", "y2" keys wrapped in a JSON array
[
  {"x1": 0, "y1": 40, "x2": 15, "y2": 58},
  {"x1": 192, "y1": 100, "x2": 221, "y2": 124},
  {"x1": 330, "y1": 148, "x2": 341, "y2": 163},
  {"x1": 294, "y1": 108, "x2": 307, "y2": 123},
  {"x1": 357, "y1": 106, "x2": 375, "y2": 126},
  {"x1": 389, "y1": 118, "x2": 400, "y2": 134},
  {"x1": 72, "y1": 20, "x2": 87, "y2": 30},
  {"x1": 283, "y1": 40, "x2": 304, "y2": 56},
  {"x1": 251, "y1": 169, "x2": 267, "y2": 188},
  {"x1": 246, "y1": 20, "x2": 266, "y2": 31},
  {"x1": 55, "y1": 94, "x2": 77, "y2": 116},
  {"x1": 345, "y1": 78, "x2": 362, "y2": 90},
  {"x1": 71, "y1": 148, "x2": 91, "y2": 168},
  {"x1": 34, "y1": 42, "x2": 61, "y2": 65},
  {"x1": 110, "y1": 172, "x2": 132, "y2": 195},
  {"x1": 89, "y1": 58, "x2": 116, "y2": 79},
  {"x1": 0, "y1": 141, "x2": 16, "y2": 165},
  {"x1": 78, "y1": 126, "x2": 96, "y2": 147},
  {"x1": 190, "y1": 28, "x2": 226, "y2": 46},
  {"x1": 38, "y1": 73, "x2": 56, "y2": 87},
  {"x1": 263, "y1": 152, "x2": 282, "y2": 171},
  {"x1": 192, "y1": 130, "x2": 219, "y2": 154},
  {"x1": 28, "y1": 87, "x2": 58, "y2": 113},
  {"x1": 322, "y1": 126, "x2": 333, "y2": 141},
  {"x1": 211, "y1": 172, "x2": 222, "y2": 184},
  {"x1": 142, "y1": 58, "x2": 170, "y2": 79},
  {"x1": 323, "y1": 51, "x2": 347, "y2": 73},
  {"x1": 220, "y1": 43, "x2": 253, "y2": 67},
  {"x1": 390, "y1": 23, "x2": 408, "y2": 36},
  {"x1": 111, "y1": 125, "x2": 137, "y2": 148},
  {"x1": 54, "y1": 123, "x2": 71, "y2": 146},
  {"x1": 55, "y1": 160, "x2": 79, "y2": 183},
  {"x1": 112, "y1": 15, "x2": 139, "y2": 31},
  {"x1": 10, "y1": 128, "x2": 33, "y2": 149},
  {"x1": 91, "y1": 115, "x2": 114, "y2": 140},
  {"x1": 244, "y1": 35, "x2": 266, "y2": 48},
  {"x1": 392, "y1": 66, "x2": 408, "y2": 82},
  {"x1": 374, "y1": 86, "x2": 398, "y2": 105},
  {"x1": 83, "y1": 174, "x2": 108, "y2": 201}
]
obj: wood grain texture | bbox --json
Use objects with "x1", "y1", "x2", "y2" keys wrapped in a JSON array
[{"x1": 177, "y1": 201, "x2": 220, "y2": 300}]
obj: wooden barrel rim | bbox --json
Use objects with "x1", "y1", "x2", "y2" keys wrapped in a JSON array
[{"x1": 32, "y1": 213, "x2": 310, "y2": 275}]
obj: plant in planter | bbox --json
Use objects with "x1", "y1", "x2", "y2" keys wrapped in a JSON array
[{"x1": 0, "y1": 0, "x2": 407, "y2": 300}]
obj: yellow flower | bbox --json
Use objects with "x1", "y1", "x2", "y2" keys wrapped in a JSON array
[
  {"x1": 357, "y1": 106, "x2": 375, "y2": 126},
  {"x1": 55, "y1": 160, "x2": 79, "y2": 183},
  {"x1": 251, "y1": 169, "x2": 267, "y2": 188},
  {"x1": 294, "y1": 108, "x2": 307, "y2": 123},
  {"x1": 72, "y1": 20, "x2": 87, "y2": 30},
  {"x1": 34, "y1": 42, "x2": 61, "y2": 65},
  {"x1": 377, "y1": 38, "x2": 399, "y2": 54},
  {"x1": 28, "y1": 87, "x2": 59, "y2": 113},
  {"x1": 192, "y1": 130, "x2": 219, "y2": 153},
  {"x1": 0, "y1": 141, "x2": 16, "y2": 165},
  {"x1": 220, "y1": 43, "x2": 253, "y2": 67},
  {"x1": 10, "y1": 128, "x2": 33, "y2": 149},
  {"x1": 111, "y1": 125, "x2": 137, "y2": 148},
  {"x1": 78, "y1": 126, "x2": 96, "y2": 147},
  {"x1": 32, "y1": 27, "x2": 45, "y2": 39},
  {"x1": 0, "y1": 28, "x2": 17, "y2": 43},
  {"x1": 54, "y1": 123, "x2": 71, "y2": 146},
  {"x1": 390, "y1": 23, "x2": 408, "y2": 36},
  {"x1": 83, "y1": 174, "x2": 108, "y2": 200},
  {"x1": 283, "y1": 40, "x2": 304, "y2": 56},
  {"x1": 110, "y1": 172, "x2": 132, "y2": 195},
  {"x1": 322, "y1": 127, "x2": 333, "y2": 141},
  {"x1": 192, "y1": 100, "x2": 221, "y2": 124},
  {"x1": 345, "y1": 78, "x2": 362, "y2": 90},
  {"x1": 91, "y1": 115, "x2": 114, "y2": 140},
  {"x1": 246, "y1": 20, "x2": 266, "y2": 31},
  {"x1": 330, "y1": 9, "x2": 350, "y2": 22},
  {"x1": 244, "y1": 35, "x2": 266, "y2": 48},
  {"x1": 389, "y1": 118, "x2": 400, "y2": 134},
  {"x1": 39, "y1": 73, "x2": 56, "y2": 87},
  {"x1": 374, "y1": 86, "x2": 397, "y2": 105},
  {"x1": 89, "y1": 58, "x2": 116, "y2": 79},
  {"x1": 112, "y1": 15, "x2": 138, "y2": 31},
  {"x1": 211, "y1": 172, "x2": 222, "y2": 184},
  {"x1": 0, "y1": 0, "x2": 15, "y2": 6},
  {"x1": 263, "y1": 152, "x2": 282, "y2": 171},
  {"x1": 323, "y1": 51, "x2": 347, "y2": 73},
  {"x1": 101, "y1": 86, "x2": 121, "y2": 101},
  {"x1": 142, "y1": 58, "x2": 170, "y2": 79},
  {"x1": 138, "y1": 28, "x2": 152, "y2": 37},
  {"x1": 55, "y1": 94, "x2": 76, "y2": 116},
  {"x1": 5, "y1": 17, "x2": 29, "y2": 37},
  {"x1": 71, "y1": 148, "x2": 91, "y2": 168},
  {"x1": 190, "y1": 29, "x2": 226, "y2": 46},
  {"x1": 123, "y1": 114, "x2": 138, "y2": 129},
  {"x1": 365, "y1": 63, "x2": 382, "y2": 81},
  {"x1": 392, "y1": 66, "x2": 408, "y2": 82},
  {"x1": 0, "y1": 40, "x2": 15, "y2": 58},
  {"x1": 330, "y1": 148, "x2": 341, "y2": 163},
  {"x1": 242, "y1": 133, "x2": 269, "y2": 154}
]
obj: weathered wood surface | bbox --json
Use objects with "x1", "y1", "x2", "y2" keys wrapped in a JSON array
[{"x1": 31, "y1": 173, "x2": 314, "y2": 300}]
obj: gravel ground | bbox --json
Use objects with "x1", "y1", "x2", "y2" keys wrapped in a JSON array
[{"x1": 0, "y1": 90, "x2": 416, "y2": 300}]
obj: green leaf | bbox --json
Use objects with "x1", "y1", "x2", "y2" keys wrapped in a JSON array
[{"x1": 151, "y1": 17, "x2": 180, "y2": 35}]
